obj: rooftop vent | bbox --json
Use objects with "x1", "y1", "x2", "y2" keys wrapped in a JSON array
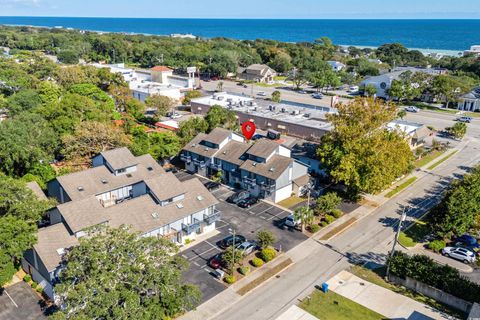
[
  {"x1": 101, "y1": 179, "x2": 108, "y2": 184},
  {"x1": 223, "y1": 151, "x2": 227, "y2": 155},
  {"x1": 77, "y1": 186, "x2": 84, "y2": 192},
  {"x1": 252, "y1": 162, "x2": 257, "y2": 167},
  {"x1": 192, "y1": 143, "x2": 196, "y2": 147},
  {"x1": 147, "y1": 166, "x2": 153, "y2": 171},
  {"x1": 205, "y1": 147, "x2": 209, "y2": 151},
  {"x1": 176, "y1": 203, "x2": 184, "y2": 209},
  {"x1": 56, "y1": 248, "x2": 65, "y2": 256},
  {"x1": 269, "y1": 167, "x2": 275, "y2": 172},
  {"x1": 151, "y1": 212, "x2": 159, "y2": 219},
  {"x1": 197, "y1": 195, "x2": 204, "y2": 201},
  {"x1": 126, "y1": 173, "x2": 133, "y2": 178}
]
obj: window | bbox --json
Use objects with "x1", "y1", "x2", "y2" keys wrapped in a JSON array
[
  {"x1": 117, "y1": 168, "x2": 126, "y2": 174},
  {"x1": 277, "y1": 125, "x2": 286, "y2": 130}
]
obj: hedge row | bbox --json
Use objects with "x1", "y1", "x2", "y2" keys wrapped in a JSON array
[{"x1": 388, "y1": 251, "x2": 480, "y2": 303}]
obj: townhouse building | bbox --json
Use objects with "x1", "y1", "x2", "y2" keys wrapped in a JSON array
[
  {"x1": 181, "y1": 128, "x2": 309, "y2": 203},
  {"x1": 22, "y1": 148, "x2": 219, "y2": 299}
]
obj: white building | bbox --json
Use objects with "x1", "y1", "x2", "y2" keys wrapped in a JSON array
[
  {"x1": 387, "y1": 120, "x2": 430, "y2": 150},
  {"x1": 464, "y1": 45, "x2": 480, "y2": 57},
  {"x1": 92, "y1": 63, "x2": 195, "y2": 102},
  {"x1": 327, "y1": 61, "x2": 346, "y2": 72},
  {"x1": 458, "y1": 87, "x2": 480, "y2": 112}
]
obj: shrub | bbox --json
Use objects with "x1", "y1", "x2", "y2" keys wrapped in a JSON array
[
  {"x1": 320, "y1": 221, "x2": 328, "y2": 227},
  {"x1": 224, "y1": 275, "x2": 237, "y2": 284},
  {"x1": 428, "y1": 240, "x2": 446, "y2": 252},
  {"x1": 331, "y1": 209, "x2": 343, "y2": 218},
  {"x1": 324, "y1": 214, "x2": 335, "y2": 224},
  {"x1": 260, "y1": 247, "x2": 277, "y2": 262},
  {"x1": 239, "y1": 266, "x2": 250, "y2": 276},
  {"x1": 31, "y1": 281, "x2": 37, "y2": 289},
  {"x1": 257, "y1": 230, "x2": 276, "y2": 249},
  {"x1": 23, "y1": 274, "x2": 31, "y2": 282},
  {"x1": 308, "y1": 224, "x2": 320, "y2": 233},
  {"x1": 36, "y1": 286, "x2": 44, "y2": 294},
  {"x1": 388, "y1": 251, "x2": 480, "y2": 303},
  {"x1": 251, "y1": 257, "x2": 264, "y2": 267}
]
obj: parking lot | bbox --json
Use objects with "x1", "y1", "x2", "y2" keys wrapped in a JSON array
[
  {"x1": 0, "y1": 282, "x2": 46, "y2": 320},
  {"x1": 176, "y1": 171, "x2": 307, "y2": 302}
]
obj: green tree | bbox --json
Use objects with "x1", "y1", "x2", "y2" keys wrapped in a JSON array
[
  {"x1": 204, "y1": 105, "x2": 238, "y2": 132},
  {"x1": 52, "y1": 226, "x2": 200, "y2": 319},
  {"x1": 145, "y1": 94, "x2": 176, "y2": 117},
  {"x1": 57, "y1": 50, "x2": 80, "y2": 64},
  {"x1": 177, "y1": 117, "x2": 209, "y2": 144},
  {"x1": 447, "y1": 122, "x2": 467, "y2": 140},
  {"x1": 317, "y1": 98, "x2": 414, "y2": 195},
  {"x1": 182, "y1": 90, "x2": 203, "y2": 106},
  {"x1": 144, "y1": 131, "x2": 181, "y2": 160},
  {"x1": 6, "y1": 89, "x2": 42, "y2": 116},
  {"x1": 364, "y1": 84, "x2": 377, "y2": 97},
  {"x1": 271, "y1": 90, "x2": 281, "y2": 103},
  {"x1": 431, "y1": 75, "x2": 473, "y2": 108},
  {"x1": 0, "y1": 113, "x2": 58, "y2": 176},
  {"x1": 294, "y1": 206, "x2": 314, "y2": 233},
  {"x1": 0, "y1": 175, "x2": 53, "y2": 286},
  {"x1": 397, "y1": 109, "x2": 407, "y2": 120},
  {"x1": 315, "y1": 192, "x2": 341, "y2": 216},
  {"x1": 222, "y1": 246, "x2": 243, "y2": 275},
  {"x1": 257, "y1": 230, "x2": 276, "y2": 249}
]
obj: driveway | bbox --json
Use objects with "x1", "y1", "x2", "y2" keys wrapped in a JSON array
[
  {"x1": 177, "y1": 172, "x2": 307, "y2": 303},
  {"x1": 0, "y1": 282, "x2": 46, "y2": 320}
]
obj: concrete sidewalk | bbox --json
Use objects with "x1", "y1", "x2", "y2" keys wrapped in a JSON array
[{"x1": 327, "y1": 271, "x2": 454, "y2": 320}]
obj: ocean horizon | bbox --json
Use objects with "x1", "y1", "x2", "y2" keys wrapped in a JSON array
[{"x1": 0, "y1": 16, "x2": 479, "y2": 53}]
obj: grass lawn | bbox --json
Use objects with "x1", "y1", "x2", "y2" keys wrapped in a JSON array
[
  {"x1": 427, "y1": 150, "x2": 458, "y2": 170},
  {"x1": 300, "y1": 289, "x2": 385, "y2": 320},
  {"x1": 385, "y1": 177, "x2": 417, "y2": 198},
  {"x1": 398, "y1": 220, "x2": 430, "y2": 248},
  {"x1": 278, "y1": 196, "x2": 305, "y2": 209},
  {"x1": 415, "y1": 150, "x2": 446, "y2": 168},
  {"x1": 319, "y1": 217, "x2": 357, "y2": 241},
  {"x1": 349, "y1": 266, "x2": 465, "y2": 319}
]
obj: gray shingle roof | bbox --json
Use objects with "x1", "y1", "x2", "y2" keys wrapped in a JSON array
[
  {"x1": 144, "y1": 173, "x2": 186, "y2": 201},
  {"x1": 246, "y1": 139, "x2": 280, "y2": 160},
  {"x1": 215, "y1": 140, "x2": 250, "y2": 166},
  {"x1": 240, "y1": 155, "x2": 292, "y2": 180},
  {"x1": 182, "y1": 133, "x2": 219, "y2": 158},
  {"x1": 26, "y1": 181, "x2": 48, "y2": 201},
  {"x1": 101, "y1": 147, "x2": 138, "y2": 171},
  {"x1": 203, "y1": 128, "x2": 231, "y2": 145},
  {"x1": 33, "y1": 223, "x2": 79, "y2": 272}
]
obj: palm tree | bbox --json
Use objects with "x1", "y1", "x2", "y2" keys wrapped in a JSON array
[{"x1": 294, "y1": 206, "x2": 314, "y2": 233}]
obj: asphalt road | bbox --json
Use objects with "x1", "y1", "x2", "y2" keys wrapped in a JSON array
[
  {"x1": 0, "y1": 282, "x2": 46, "y2": 320},
  {"x1": 211, "y1": 116, "x2": 480, "y2": 320},
  {"x1": 200, "y1": 80, "x2": 351, "y2": 108}
]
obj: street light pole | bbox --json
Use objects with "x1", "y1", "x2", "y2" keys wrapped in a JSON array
[
  {"x1": 385, "y1": 207, "x2": 408, "y2": 280},
  {"x1": 229, "y1": 228, "x2": 236, "y2": 276}
]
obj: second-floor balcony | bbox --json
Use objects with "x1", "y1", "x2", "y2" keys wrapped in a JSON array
[
  {"x1": 259, "y1": 182, "x2": 276, "y2": 192},
  {"x1": 209, "y1": 162, "x2": 222, "y2": 171},
  {"x1": 193, "y1": 158, "x2": 206, "y2": 168},
  {"x1": 180, "y1": 154, "x2": 192, "y2": 163},
  {"x1": 243, "y1": 176, "x2": 257, "y2": 187},
  {"x1": 182, "y1": 218, "x2": 201, "y2": 234},
  {"x1": 204, "y1": 209, "x2": 221, "y2": 225}
]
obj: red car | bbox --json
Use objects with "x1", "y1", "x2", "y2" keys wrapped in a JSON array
[
  {"x1": 211, "y1": 76, "x2": 220, "y2": 81},
  {"x1": 209, "y1": 253, "x2": 225, "y2": 269}
]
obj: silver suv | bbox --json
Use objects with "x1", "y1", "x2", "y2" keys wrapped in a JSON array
[{"x1": 441, "y1": 246, "x2": 476, "y2": 264}]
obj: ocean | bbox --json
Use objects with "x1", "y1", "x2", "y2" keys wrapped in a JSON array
[{"x1": 0, "y1": 17, "x2": 479, "y2": 53}]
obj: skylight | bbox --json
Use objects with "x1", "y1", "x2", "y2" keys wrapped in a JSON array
[
  {"x1": 77, "y1": 186, "x2": 84, "y2": 191},
  {"x1": 176, "y1": 203, "x2": 184, "y2": 209},
  {"x1": 197, "y1": 195, "x2": 204, "y2": 201},
  {"x1": 151, "y1": 212, "x2": 159, "y2": 219}
]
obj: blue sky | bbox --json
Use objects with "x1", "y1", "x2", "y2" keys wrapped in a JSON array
[{"x1": 0, "y1": 0, "x2": 479, "y2": 18}]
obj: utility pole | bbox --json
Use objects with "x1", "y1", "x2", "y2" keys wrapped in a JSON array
[
  {"x1": 385, "y1": 207, "x2": 407, "y2": 280},
  {"x1": 229, "y1": 228, "x2": 236, "y2": 276}
]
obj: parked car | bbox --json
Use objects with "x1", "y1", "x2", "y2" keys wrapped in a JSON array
[
  {"x1": 211, "y1": 76, "x2": 220, "y2": 81},
  {"x1": 257, "y1": 91, "x2": 266, "y2": 96},
  {"x1": 252, "y1": 134, "x2": 265, "y2": 141},
  {"x1": 441, "y1": 247, "x2": 476, "y2": 264},
  {"x1": 297, "y1": 90, "x2": 307, "y2": 94},
  {"x1": 243, "y1": 84, "x2": 248, "y2": 88},
  {"x1": 454, "y1": 234, "x2": 480, "y2": 252},
  {"x1": 284, "y1": 214, "x2": 300, "y2": 228},
  {"x1": 204, "y1": 181, "x2": 220, "y2": 191},
  {"x1": 236, "y1": 241, "x2": 256, "y2": 256},
  {"x1": 405, "y1": 106, "x2": 420, "y2": 113},
  {"x1": 312, "y1": 93, "x2": 323, "y2": 99},
  {"x1": 457, "y1": 116, "x2": 472, "y2": 123},
  {"x1": 227, "y1": 191, "x2": 250, "y2": 204},
  {"x1": 219, "y1": 235, "x2": 247, "y2": 249},
  {"x1": 209, "y1": 253, "x2": 225, "y2": 269},
  {"x1": 237, "y1": 196, "x2": 258, "y2": 208}
]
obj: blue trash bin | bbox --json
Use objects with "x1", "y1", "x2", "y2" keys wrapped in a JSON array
[{"x1": 321, "y1": 282, "x2": 329, "y2": 293}]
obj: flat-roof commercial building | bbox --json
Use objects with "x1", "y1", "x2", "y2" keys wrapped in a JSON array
[
  {"x1": 191, "y1": 93, "x2": 335, "y2": 141},
  {"x1": 23, "y1": 148, "x2": 219, "y2": 300}
]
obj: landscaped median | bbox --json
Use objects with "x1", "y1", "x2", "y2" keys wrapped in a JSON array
[
  {"x1": 427, "y1": 150, "x2": 458, "y2": 170},
  {"x1": 385, "y1": 176, "x2": 418, "y2": 198}
]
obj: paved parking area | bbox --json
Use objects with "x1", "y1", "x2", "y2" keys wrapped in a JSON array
[
  {"x1": 178, "y1": 172, "x2": 307, "y2": 303},
  {"x1": 0, "y1": 282, "x2": 46, "y2": 320}
]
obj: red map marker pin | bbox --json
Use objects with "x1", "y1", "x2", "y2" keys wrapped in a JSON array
[{"x1": 241, "y1": 121, "x2": 256, "y2": 141}]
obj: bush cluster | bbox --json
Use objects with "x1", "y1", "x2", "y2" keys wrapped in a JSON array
[
  {"x1": 31, "y1": 281, "x2": 37, "y2": 289},
  {"x1": 308, "y1": 224, "x2": 320, "y2": 233},
  {"x1": 428, "y1": 240, "x2": 446, "y2": 253},
  {"x1": 388, "y1": 251, "x2": 480, "y2": 303},
  {"x1": 224, "y1": 275, "x2": 236, "y2": 284},
  {"x1": 331, "y1": 209, "x2": 343, "y2": 219},
  {"x1": 260, "y1": 247, "x2": 277, "y2": 262},
  {"x1": 239, "y1": 266, "x2": 250, "y2": 276},
  {"x1": 251, "y1": 257, "x2": 264, "y2": 267},
  {"x1": 23, "y1": 274, "x2": 31, "y2": 282},
  {"x1": 324, "y1": 215, "x2": 335, "y2": 224}
]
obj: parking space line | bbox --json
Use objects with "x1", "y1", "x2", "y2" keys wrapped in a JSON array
[
  {"x1": 267, "y1": 210, "x2": 289, "y2": 221},
  {"x1": 258, "y1": 205, "x2": 275, "y2": 215},
  {"x1": 4, "y1": 289, "x2": 18, "y2": 308}
]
